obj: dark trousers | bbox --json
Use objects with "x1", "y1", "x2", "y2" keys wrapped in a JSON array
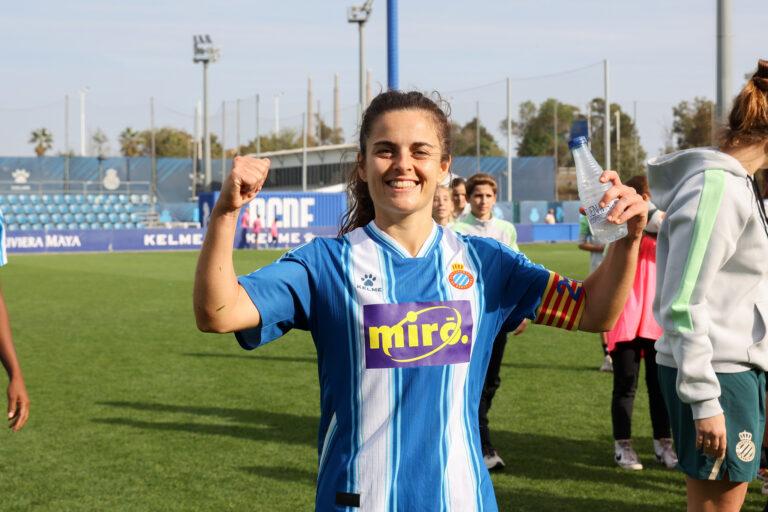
[
  {"x1": 610, "y1": 337, "x2": 671, "y2": 440},
  {"x1": 479, "y1": 331, "x2": 508, "y2": 451}
]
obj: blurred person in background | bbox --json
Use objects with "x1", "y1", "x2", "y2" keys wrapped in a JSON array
[
  {"x1": 432, "y1": 185, "x2": 455, "y2": 227},
  {"x1": 544, "y1": 208, "x2": 556, "y2": 224},
  {"x1": 604, "y1": 174, "x2": 676, "y2": 472},
  {"x1": 451, "y1": 176, "x2": 471, "y2": 219},
  {"x1": 252, "y1": 213, "x2": 262, "y2": 250},
  {"x1": 454, "y1": 172, "x2": 524, "y2": 470}
]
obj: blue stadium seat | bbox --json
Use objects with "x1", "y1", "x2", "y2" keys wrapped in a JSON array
[
  {"x1": 27, "y1": 213, "x2": 38, "y2": 224},
  {"x1": 118, "y1": 194, "x2": 128, "y2": 203},
  {"x1": 79, "y1": 223, "x2": 90, "y2": 230},
  {"x1": 90, "y1": 222, "x2": 101, "y2": 230},
  {"x1": 141, "y1": 194, "x2": 150, "y2": 205},
  {"x1": 85, "y1": 213, "x2": 96, "y2": 223},
  {"x1": 113, "y1": 222, "x2": 123, "y2": 230},
  {"x1": 67, "y1": 223, "x2": 78, "y2": 230},
  {"x1": 63, "y1": 213, "x2": 74, "y2": 224},
  {"x1": 108, "y1": 213, "x2": 118, "y2": 223},
  {"x1": 129, "y1": 194, "x2": 140, "y2": 205},
  {"x1": 136, "y1": 222, "x2": 146, "y2": 229},
  {"x1": 44, "y1": 223, "x2": 55, "y2": 231},
  {"x1": 102, "y1": 222, "x2": 113, "y2": 230},
  {"x1": 64, "y1": 195, "x2": 74, "y2": 204},
  {"x1": 106, "y1": 195, "x2": 117, "y2": 204},
  {"x1": 22, "y1": 204, "x2": 34, "y2": 214},
  {"x1": 118, "y1": 213, "x2": 130, "y2": 223},
  {"x1": 34, "y1": 204, "x2": 45, "y2": 214},
  {"x1": 16, "y1": 214, "x2": 27, "y2": 225},
  {"x1": 75, "y1": 194, "x2": 85, "y2": 204},
  {"x1": 46, "y1": 204, "x2": 56, "y2": 214},
  {"x1": 92, "y1": 204, "x2": 103, "y2": 214},
  {"x1": 113, "y1": 203, "x2": 124, "y2": 213},
  {"x1": 85, "y1": 194, "x2": 95, "y2": 203},
  {"x1": 7, "y1": 194, "x2": 18, "y2": 204},
  {"x1": 55, "y1": 223, "x2": 66, "y2": 230},
  {"x1": 5, "y1": 214, "x2": 14, "y2": 225},
  {"x1": 53, "y1": 194, "x2": 64, "y2": 204},
  {"x1": 74, "y1": 213, "x2": 84, "y2": 223},
  {"x1": 31, "y1": 223, "x2": 43, "y2": 230},
  {"x1": 130, "y1": 213, "x2": 142, "y2": 222},
  {"x1": 11, "y1": 204, "x2": 22, "y2": 215},
  {"x1": 57, "y1": 204, "x2": 68, "y2": 214},
  {"x1": 124, "y1": 222, "x2": 135, "y2": 229},
  {"x1": 51, "y1": 213, "x2": 62, "y2": 224},
  {"x1": 124, "y1": 203, "x2": 134, "y2": 213},
  {"x1": 103, "y1": 203, "x2": 114, "y2": 214},
  {"x1": 29, "y1": 194, "x2": 40, "y2": 204},
  {"x1": 68, "y1": 204, "x2": 80, "y2": 214},
  {"x1": 80, "y1": 204, "x2": 92, "y2": 214},
  {"x1": 19, "y1": 224, "x2": 31, "y2": 230},
  {"x1": 97, "y1": 213, "x2": 108, "y2": 223},
  {"x1": 8, "y1": 224, "x2": 18, "y2": 231},
  {"x1": 41, "y1": 194, "x2": 50, "y2": 203},
  {"x1": 18, "y1": 195, "x2": 28, "y2": 204},
  {"x1": 0, "y1": 196, "x2": 5, "y2": 204},
  {"x1": 95, "y1": 194, "x2": 106, "y2": 204},
  {"x1": 39, "y1": 213, "x2": 50, "y2": 224}
]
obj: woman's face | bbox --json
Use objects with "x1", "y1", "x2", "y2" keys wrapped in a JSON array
[
  {"x1": 433, "y1": 188, "x2": 454, "y2": 222},
  {"x1": 359, "y1": 109, "x2": 450, "y2": 223}
]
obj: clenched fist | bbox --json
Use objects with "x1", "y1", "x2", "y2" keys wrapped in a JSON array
[{"x1": 215, "y1": 156, "x2": 271, "y2": 214}]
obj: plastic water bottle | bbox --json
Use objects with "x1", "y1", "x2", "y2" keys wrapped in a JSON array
[{"x1": 569, "y1": 136, "x2": 627, "y2": 244}]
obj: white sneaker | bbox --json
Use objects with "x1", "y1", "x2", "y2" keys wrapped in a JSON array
[
  {"x1": 615, "y1": 440, "x2": 643, "y2": 470},
  {"x1": 599, "y1": 354, "x2": 613, "y2": 372},
  {"x1": 653, "y1": 438, "x2": 678, "y2": 469},
  {"x1": 483, "y1": 448, "x2": 505, "y2": 471}
]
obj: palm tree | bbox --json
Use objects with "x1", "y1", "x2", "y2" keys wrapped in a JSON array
[
  {"x1": 119, "y1": 127, "x2": 143, "y2": 157},
  {"x1": 29, "y1": 128, "x2": 53, "y2": 157}
]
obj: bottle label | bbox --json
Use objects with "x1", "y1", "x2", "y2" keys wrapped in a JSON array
[{"x1": 585, "y1": 199, "x2": 617, "y2": 224}]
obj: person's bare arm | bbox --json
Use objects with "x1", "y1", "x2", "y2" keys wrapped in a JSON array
[
  {"x1": 577, "y1": 241, "x2": 605, "y2": 253},
  {"x1": 0, "y1": 289, "x2": 29, "y2": 432},
  {"x1": 579, "y1": 171, "x2": 647, "y2": 332},
  {"x1": 193, "y1": 156, "x2": 270, "y2": 333}
]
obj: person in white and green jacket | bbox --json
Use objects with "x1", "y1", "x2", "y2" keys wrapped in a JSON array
[
  {"x1": 453, "y1": 173, "x2": 522, "y2": 471},
  {"x1": 649, "y1": 58, "x2": 768, "y2": 511}
]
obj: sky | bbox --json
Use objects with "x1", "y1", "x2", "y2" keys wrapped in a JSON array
[{"x1": 2, "y1": 0, "x2": 765, "y2": 160}]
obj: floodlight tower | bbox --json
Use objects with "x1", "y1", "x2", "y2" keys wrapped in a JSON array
[
  {"x1": 348, "y1": 0, "x2": 373, "y2": 119},
  {"x1": 193, "y1": 35, "x2": 220, "y2": 190}
]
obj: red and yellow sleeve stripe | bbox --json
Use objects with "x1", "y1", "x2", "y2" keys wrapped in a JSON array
[{"x1": 534, "y1": 271, "x2": 586, "y2": 331}]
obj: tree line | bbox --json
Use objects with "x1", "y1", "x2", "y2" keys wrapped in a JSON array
[{"x1": 28, "y1": 97, "x2": 718, "y2": 177}]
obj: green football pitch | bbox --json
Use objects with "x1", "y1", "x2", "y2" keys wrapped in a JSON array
[{"x1": 0, "y1": 245, "x2": 763, "y2": 511}]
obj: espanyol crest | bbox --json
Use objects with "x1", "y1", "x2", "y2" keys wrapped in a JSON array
[{"x1": 735, "y1": 431, "x2": 756, "y2": 462}]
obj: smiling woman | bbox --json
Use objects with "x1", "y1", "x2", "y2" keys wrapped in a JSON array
[{"x1": 193, "y1": 90, "x2": 649, "y2": 512}]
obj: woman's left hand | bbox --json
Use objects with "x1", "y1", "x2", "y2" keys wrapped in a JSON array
[{"x1": 598, "y1": 170, "x2": 648, "y2": 240}]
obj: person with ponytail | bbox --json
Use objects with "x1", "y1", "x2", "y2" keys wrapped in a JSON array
[
  {"x1": 649, "y1": 59, "x2": 768, "y2": 511},
  {"x1": 194, "y1": 90, "x2": 648, "y2": 511}
]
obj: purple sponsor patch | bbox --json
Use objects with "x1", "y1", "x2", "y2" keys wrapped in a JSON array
[{"x1": 363, "y1": 300, "x2": 473, "y2": 369}]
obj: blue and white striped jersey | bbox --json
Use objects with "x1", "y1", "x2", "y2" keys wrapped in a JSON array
[
  {"x1": 237, "y1": 222, "x2": 565, "y2": 511},
  {"x1": 0, "y1": 207, "x2": 7, "y2": 267}
]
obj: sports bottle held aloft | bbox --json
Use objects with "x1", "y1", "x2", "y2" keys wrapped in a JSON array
[{"x1": 569, "y1": 136, "x2": 628, "y2": 244}]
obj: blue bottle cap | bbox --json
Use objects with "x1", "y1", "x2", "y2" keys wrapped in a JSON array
[{"x1": 568, "y1": 136, "x2": 589, "y2": 150}]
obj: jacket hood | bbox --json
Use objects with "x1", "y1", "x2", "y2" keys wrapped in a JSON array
[{"x1": 647, "y1": 148, "x2": 748, "y2": 210}]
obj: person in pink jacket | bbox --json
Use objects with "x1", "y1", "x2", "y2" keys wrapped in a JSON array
[{"x1": 606, "y1": 175, "x2": 678, "y2": 472}]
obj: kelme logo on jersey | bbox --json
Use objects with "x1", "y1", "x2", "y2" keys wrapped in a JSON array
[
  {"x1": 364, "y1": 300, "x2": 473, "y2": 369},
  {"x1": 448, "y1": 263, "x2": 474, "y2": 290}
]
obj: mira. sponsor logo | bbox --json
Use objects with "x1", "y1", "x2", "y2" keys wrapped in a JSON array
[{"x1": 364, "y1": 300, "x2": 472, "y2": 369}]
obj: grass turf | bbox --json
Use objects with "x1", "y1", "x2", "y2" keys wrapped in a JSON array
[{"x1": 0, "y1": 244, "x2": 764, "y2": 511}]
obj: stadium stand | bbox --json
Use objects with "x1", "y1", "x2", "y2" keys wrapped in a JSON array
[{"x1": 1, "y1": 192, "x2": 153, "y2": 231}]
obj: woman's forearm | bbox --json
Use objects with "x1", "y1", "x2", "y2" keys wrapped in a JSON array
[
  {"x1": 193, "y1": 208, "x2": 242, "y2": 332},
  {"x1": 580, "y1": 235, "x2": 641, "y2": 332}
]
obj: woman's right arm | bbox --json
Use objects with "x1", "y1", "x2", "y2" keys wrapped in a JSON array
[{"x1": 193, "y1": 156, "x2": 270, "y2": 333}]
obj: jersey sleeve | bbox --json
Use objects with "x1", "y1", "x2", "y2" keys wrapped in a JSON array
[
  {"x1": 532, "y1": 271, "x2": 586, "y2": 331},
  {"x1": 234, "y1": 249, "x2": 313, "y2": 350},
  {"x1": 496, "y1": 244, "x2": 550, "y2": 330}
]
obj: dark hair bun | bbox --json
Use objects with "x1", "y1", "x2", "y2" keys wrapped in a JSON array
[{"x1": 753, "y1": 59, "x2": 768, "y2": 92}]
